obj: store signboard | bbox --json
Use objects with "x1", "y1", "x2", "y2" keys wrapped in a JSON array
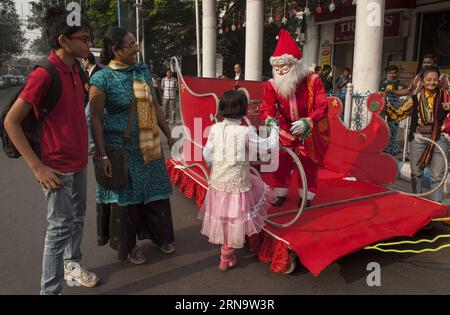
[
  {"x1": 320, "y1": 44, "x2": 333, "y2": 66},
  {"x1": 334, "y1": 13, "x2": 401, "y2": 43}
]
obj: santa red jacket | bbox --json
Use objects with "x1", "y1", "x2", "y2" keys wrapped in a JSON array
[{"x1": 259, "y1": 72, "x2": 330, "y2": 163}]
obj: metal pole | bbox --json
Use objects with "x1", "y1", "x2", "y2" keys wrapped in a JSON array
[
  {"x1": 136, "y1": 0, "x2": 140, "y2": 62},
  {"x1": 117, "y1": 0, "x2": 121, "y2": 27},
  {"x1": 344, "y1": 83, "x2": 353, "y2": 128},
  {"x1": 195, "y1": 0, "x2": 201, "y2": 77},
  {"x1": 268, "y1": 191, "x2": 397, "y2": 220},
  {"x1": 141, "y1": 0, "x2": 146, "y2": 65}
]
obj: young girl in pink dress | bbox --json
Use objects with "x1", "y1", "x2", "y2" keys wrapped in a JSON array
[{"x1": 199, "y1": 89, "x2": 279, "y2": 271}]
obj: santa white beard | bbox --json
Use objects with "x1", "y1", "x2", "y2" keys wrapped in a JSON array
[{"x1": 272, "y1": 60, "x2": 310, "y2": 99}]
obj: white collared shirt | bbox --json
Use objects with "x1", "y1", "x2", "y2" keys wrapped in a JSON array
[{"x1": 87, "y1": 64, "x2": 97, "y2": 77}]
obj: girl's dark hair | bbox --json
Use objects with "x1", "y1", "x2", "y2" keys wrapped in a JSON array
[
  {"x1": 420, "y1": 66, "x2": 440, "y2": 80},
  {"x1": 219, "y1": 90, "x2": 248, "y2": 119},
  {"x1": 101, "y1": 27, "x2": 129, "y2": 65},
  {"x1": 44, "y1": 6, "x2": 91, "y2": 50}
]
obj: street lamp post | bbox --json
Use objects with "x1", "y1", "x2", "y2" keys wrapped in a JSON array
[
  {"x1": 140, "y1": 1, "x2": 146, "y2": 65},
  {"x1": 136, "y1": 0, "x2": 140, "y2": 62},
  {"x1": 132, "y1": 0, "x2": 141, "y2": 63},
  {"x1": 117, "y1": 0, "x2": 121, "y2": 27},
  {"x1": 132, "y1": 0, "x2": 146, "y2": 64}
]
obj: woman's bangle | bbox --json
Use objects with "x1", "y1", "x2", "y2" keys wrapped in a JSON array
[{"x1": 100, "y1": 156, "x2": 108, "y2": 160}]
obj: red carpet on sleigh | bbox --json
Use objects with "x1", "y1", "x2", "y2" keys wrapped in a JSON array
[{"x1": 166, "y1": 159, "x2": 448, "y2": 276}]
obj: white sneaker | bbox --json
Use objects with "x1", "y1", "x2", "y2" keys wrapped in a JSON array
[
  {"x1": 64, "y1": 263, "x2": 100, "y2": 288},
  {"x1": 128, "y1": 246, "x2": 146, "y2": 265}
]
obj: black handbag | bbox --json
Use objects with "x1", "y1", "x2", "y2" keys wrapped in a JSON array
[{"x1": 93, "y1": 97, "x2": 136, "y2": 191}]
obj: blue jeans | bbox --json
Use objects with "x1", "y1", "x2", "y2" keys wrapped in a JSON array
[
  {"x1": 40, "y1": 169, "x2": 87, "y2": 295},
  {"x1": 410, "y1": 135, "x2": 448, "y2": 203}
]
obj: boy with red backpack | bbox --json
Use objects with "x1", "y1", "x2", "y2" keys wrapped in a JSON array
[{"x1": 3, "y1": 6, "x2": 99, "y2": 294}]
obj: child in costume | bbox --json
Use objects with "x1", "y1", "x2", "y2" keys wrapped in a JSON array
[{"x1": 199, "y1": 89, "x2": 279, "y2": 271}]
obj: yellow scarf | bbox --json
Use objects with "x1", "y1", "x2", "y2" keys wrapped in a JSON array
[{"x1": 108, "y1": 60, "x2": 161, "y2": 163}]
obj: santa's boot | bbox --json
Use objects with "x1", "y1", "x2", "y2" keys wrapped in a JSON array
[
  {"x1": 298, "y1": 189, "x2": 315, "y2": 208},
  {"x1": 219, "y1": 246, "x2": 237, "y2": 271},
  {"x1": 297, "y1": 198, "x2": 312, "y2": 208},
  {"x1": 271, "y1": 188, "x2": 289, "y2": 207},
  {"x1": 271, "y1": 196, "x2": 286, "y2": 207}
]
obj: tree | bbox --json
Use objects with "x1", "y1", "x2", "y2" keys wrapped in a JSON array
[
  {"x1": 142, "y1": 0, "x2": 196, "y2": 76},
  {"x1": 27, "y1": 0, "x2": 56, "y2": 56},
  {"x1": 0, "y1": 0, "x2": 25, "y2": 67},
  {"x1": 27, "y1": 0, "x2": 118, "y2": 56},
  {"x1": 216, "y1": 0, "x2": 246, "y2": 77},
  {"x1": 85, "y1": 0, "x2": 120, "y2": 48}
]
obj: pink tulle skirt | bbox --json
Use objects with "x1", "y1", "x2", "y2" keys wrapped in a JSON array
[{"x1": 198, "y1": 174, "x2": 276, "y2": 248}]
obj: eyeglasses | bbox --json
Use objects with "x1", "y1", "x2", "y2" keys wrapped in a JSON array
[
  {"x1": 273, "y1": 62, "x2": 292, "y2": 75},
  {"x1": 121, "y1": 43, "x2": 139, "y2": 50},
  {"x1": 67, "y1": 35, "x2": 92, "y2": 45}
]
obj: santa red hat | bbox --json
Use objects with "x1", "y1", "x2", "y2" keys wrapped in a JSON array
[{"x1": 270, "y1": 29, "x2": 302, "y2": 65}]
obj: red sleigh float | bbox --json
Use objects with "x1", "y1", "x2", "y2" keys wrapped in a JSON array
[{"x1": 166, "y1": 58, "x2": 450, "y2": 276}]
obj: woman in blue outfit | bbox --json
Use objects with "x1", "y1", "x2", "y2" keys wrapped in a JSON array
[{"x1": 89, "y1": 27, "x2": 175, "y2": 264}]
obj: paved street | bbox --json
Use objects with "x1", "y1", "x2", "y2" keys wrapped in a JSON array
[{"x1": 1, "y1": 87, "x2": 450, "y2": 295}]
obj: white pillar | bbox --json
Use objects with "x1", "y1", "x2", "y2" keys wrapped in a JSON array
[
  {"x1": 245, "y1": 0, "x2": 264, "y2": 81},
  {"x1": 352, "y1": 0, "x2": 385, "y2": 94},
  {"x1": 195, "y1": 0, "x2": 202, "y2": 76},
  {"x1": 202, "y1": 0, "x2": 216, "y2": 78},
  {"x1": 406, "y1": 11, "x2": 417, "y2": 61},
  {"x1": 302, "y1": 15, "x2": 320, "y2": 68}
]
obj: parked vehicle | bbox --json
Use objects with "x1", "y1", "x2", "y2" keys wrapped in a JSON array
[{"x1": 0, "y1": 77, "x2": 7, "y2": 89}]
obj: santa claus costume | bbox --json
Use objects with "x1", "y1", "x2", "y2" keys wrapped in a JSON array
[{"x1": 259, "y1": 29, "x2": 329, "y2": 207}]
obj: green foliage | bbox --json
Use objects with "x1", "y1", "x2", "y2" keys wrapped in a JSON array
[
  {"x1": 28, "y1": 0, "x2": 117, "y2": 55},
  {"x1": 18, "y1": 57, "x2": 31, "y2": 65},
  {"x1": 143, "y1": 0, "x2": 196, "y2": 75},
  {"x1": 0, "y1": 0, "x2": 25, "y2": 66},
  {"x1": 85, "y1": 0, "x2": 119, "y2": 47}
]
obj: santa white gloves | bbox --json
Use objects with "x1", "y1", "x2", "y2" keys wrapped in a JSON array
[
  {"x1": 290, "y1": 118, "x2": 312, "y2": 137},
  {"x1": 290, "y1": 120, "x2": 307, "y2": 135},
  {"x1": 265, "y1": 117, "x2": 279, "y2": 127}
]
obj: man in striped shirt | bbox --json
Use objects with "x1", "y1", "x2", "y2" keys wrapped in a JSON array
[{"x1": 161, "y1": 70, "x2": 178, "y2": 124}]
